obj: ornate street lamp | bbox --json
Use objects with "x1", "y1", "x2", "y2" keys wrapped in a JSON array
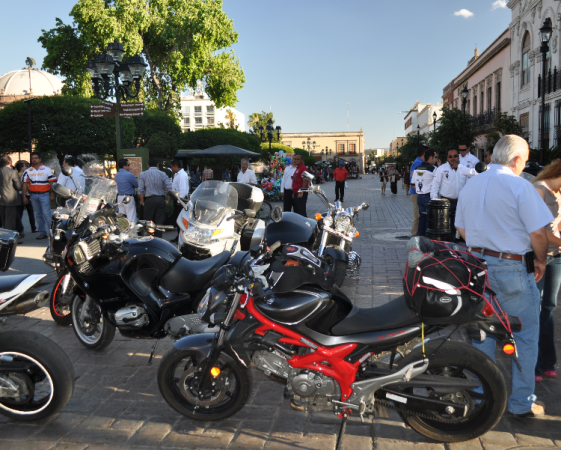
[
  {"x1": 539, "y1": 18, "x2": 553, "y2": 165},
  {"x1": 432, "y1": 111, "x2": 438, "y2": 133},
  {"x1": 461, "y1": 85, "x2": 469, "y2": 141},
  {"x1": 87, "y1": 41, "x2": 147, "y2": 151},
  {"x1": 261, "y1": 119, "x2": 281, "y2": 150}
]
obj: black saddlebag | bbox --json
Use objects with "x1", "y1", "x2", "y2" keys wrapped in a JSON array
[
  {"x1": 403, "y1": 237, "x2": 487, "y2": 325},
  {"x1": 0, "y1": 229, "x2": 18, "y2": 271}
]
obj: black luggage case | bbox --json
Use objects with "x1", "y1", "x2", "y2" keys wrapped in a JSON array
[{"x1": 0, "y1": 229, "x2": 18, "y2": 271}]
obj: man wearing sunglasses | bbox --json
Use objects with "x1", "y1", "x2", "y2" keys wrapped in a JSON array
[
  {"x1": 430, "y1": 147, "x2": 477, "y2": 241},
  {"x1": 458, "y1": 141, "x2": 480, "y2": 169}
]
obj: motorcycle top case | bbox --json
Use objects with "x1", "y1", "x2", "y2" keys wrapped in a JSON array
[
  {"x1": 403, "y1": 237, "x2": 486, "y2": 325},
  {"x1": 0, "y1": 229, "x2": 18, "y2": 272}
]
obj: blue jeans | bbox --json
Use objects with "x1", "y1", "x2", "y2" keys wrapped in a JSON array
[
  {"x1": 417, "y1": 194, "x2": 431, "y2": 237},
  {"x1": 536, "y1": 254, "x2": 561, "y2": 373},
  {"x1": 30, "y1": 193, "x2": 52, "y2": 236},
  {"x1": 472, "y1": 252, "x2": 540, "y2": 414}
]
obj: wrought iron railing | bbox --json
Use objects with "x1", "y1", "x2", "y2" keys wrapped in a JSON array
[
  {"x1": 471, "y1": 107, "x2": 499, "y2": 132},
  {"x1": 538, "y1": 67, "x2": 561, "y2": 98}
]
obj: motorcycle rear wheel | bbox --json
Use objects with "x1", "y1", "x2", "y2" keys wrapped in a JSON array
[
  {"x1": 50, "y1": 271, "x2": 73, "y2": 326},
  {"x1": 0, "y1": 330, "x2": 74, "y2": 421},
  {"x1": 394, "y1": 341, "x2": 507, "y2": 442},
  {"x1": 158, "y1": 347, "x2": 251, "y2": 421},
  {"x1": 71, "y1": 296, "x2": 115, "y2": 351}
]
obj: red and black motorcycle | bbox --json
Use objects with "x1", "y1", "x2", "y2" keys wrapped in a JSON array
[{"x1": 157, "y1": 241, "x2": 520, "y2": 446}]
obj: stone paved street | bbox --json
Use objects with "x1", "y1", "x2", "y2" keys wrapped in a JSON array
[{"x1": 1, "y1": 175, "x2": 560, "y2": 449}]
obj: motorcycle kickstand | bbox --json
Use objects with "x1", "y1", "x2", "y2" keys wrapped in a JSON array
[
  {"x1": 148, "y1": 339, "x2": 160, "y2": 365},
  {"x1": 335, "y1": 413, "x2": 348, "y2": 450}
]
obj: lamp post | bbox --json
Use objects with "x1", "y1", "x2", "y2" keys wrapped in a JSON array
[
  {"x1": 23, "y1": 97, "x2": 35, "y2": 159},
  {"x1": 417, "y1": 125, "x2": 420, "y2": 147},
  {"x1": 432, "y1": 111, "x2": 437, "y2": 133},
  {"x1": 461, "y1": 85, "x2": 469, "y2": 141},
  {"x1": 262, "y1": 120, "x2": 281, "y2": 151},
  {"x1": 86, "y1": 41, "x2": 147, "y2": 152},
  {"x1": 539, "y1": 19, "x2": 553, "y2": 165}
]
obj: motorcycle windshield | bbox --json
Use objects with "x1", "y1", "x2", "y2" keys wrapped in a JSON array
[
  {"x1": 77, "y1": 177, "x2": 118, "y2": 220},
  {"x1": 188, "y1": 181, "x2": 238, "y2": 226}
]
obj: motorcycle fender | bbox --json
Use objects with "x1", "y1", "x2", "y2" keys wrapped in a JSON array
[
  {"x1": 325, "y1": 245, "x2": 348, "y2": 263},
  {"x1": 172, "y1": 332, "x2": 238, "y2": 367}
]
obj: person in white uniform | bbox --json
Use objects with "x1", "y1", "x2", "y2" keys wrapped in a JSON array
[
  {"x1": 455, "y1": 135, "x2": 552, "y2": 418},
  {"x1": 170, "y1": 160, "x2": 189, "y2": 244},
  {"x1": 458, "y1": 142, "x2": 480, "y2": 169},
  {"x1": 280, "y1": 158, "x2": 297, "y2": 212},
  {"x1": 57, "y1": 157, "x2": 85, "y2": 193},
  {"x1": 237, "y1": 158, "x2": 257, "y2": 186}
]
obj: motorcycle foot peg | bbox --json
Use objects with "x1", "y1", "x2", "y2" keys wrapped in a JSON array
[{"x1": 148, "y1": 339, "x2": 159, "y2": 365}]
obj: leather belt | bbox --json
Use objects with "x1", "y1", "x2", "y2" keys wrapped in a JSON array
[{"x1": 470, "y1": 247, "x2": 524, "y2": 261}]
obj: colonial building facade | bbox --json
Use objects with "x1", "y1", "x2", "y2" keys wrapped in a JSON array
[{"x1": 179, "y1": 92, "x2": 245, "y2": 133}]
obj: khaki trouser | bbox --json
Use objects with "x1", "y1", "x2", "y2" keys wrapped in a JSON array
[{"x1": 410, "y1": 194, "x2": 419, "y2": 236}]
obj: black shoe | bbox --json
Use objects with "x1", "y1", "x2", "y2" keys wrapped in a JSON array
[{"x1": 32, "y1": 229, "x2": 39, "y2": 233}]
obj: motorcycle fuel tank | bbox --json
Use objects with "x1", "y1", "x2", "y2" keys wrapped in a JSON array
[
  {"x1": 267, "y1": 212, "x2": 317, "y2": 247},
  {"x1": 255, "y1": 288, "x2": 330, "y2": 325}
]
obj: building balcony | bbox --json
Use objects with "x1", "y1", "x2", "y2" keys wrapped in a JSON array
[{"x1": 471, "y1": 107, "x2": 499, "y2": 133}]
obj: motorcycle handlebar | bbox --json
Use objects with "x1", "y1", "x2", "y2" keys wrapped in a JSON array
[{"x1": 155, "y1": 225, "x2": 175, "y2": 231}]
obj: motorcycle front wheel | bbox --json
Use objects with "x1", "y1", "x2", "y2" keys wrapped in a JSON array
[
  {"x1": 0, "y1": 330, "x2": 74, "y2": 421},
  {"x1": 71, "y1": 296, "x2": 115, "y2": 351},
  {"x1": 158, "y1": 347, "x2": 252, "y2": 421},
  {"x1": 394, "y1": 341, "x2": 507, "y2": 443},
  {"x1": 50, "y1": 271, "x2": 74, "y2": 326}
]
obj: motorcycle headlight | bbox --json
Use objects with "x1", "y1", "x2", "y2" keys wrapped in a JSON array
[
  {"x1": 198, "y1": 288, "x2": 211, "y2": 318},
  {"x1": 347, "y1": 227, "x2": 357, "y2": 238},
  {"x1": 323, "y1": 215, "x2": 333, "y2": 227},
  {"x1": 184, "y1": 224, "x2": 223, "y2": 245},
  {"x1": 334, "y1": 213, "x2": 352, "y2": 233}
]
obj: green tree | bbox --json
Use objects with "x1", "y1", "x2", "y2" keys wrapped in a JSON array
[
  {"x1": 292, "y1": 148, "x2": 316, "y2": 167},
  {"x1": 0, "y1": 96, "x2": 134, "y2": 164},
  {"x1": 180, "y1": 128, "x2": 260, "y2": 153},
  {"x1": 146, "y1": 132, "x2": 176, "y2": 161},
  {"x1": 485, "y1": 112, "x2": 524, "y2": 149},
  {"x1": 395, "y1": 134, "x2": 428, "y2": 164},
  {"x1": 259, "y1": 142, "x2": 294, "y2": 160},
  {"x1": 247, "y1": 111, "x2": 279, "y2": 143},
  {"x1": 217, "y1": 108, "x2": 239, "y2": 130},
  {"x1": 430, "y1": 108, "x2": 477, "y2": 158},
  {"x1": 39, "y1": 0, "x2": 245, "y2": 113},
  {"x1": 133, "y1": 109, "x2": 182, "y2": 149}
]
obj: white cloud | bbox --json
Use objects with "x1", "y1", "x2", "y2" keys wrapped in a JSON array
[
  {"x1": 454, "y1": 9, "x2": 474, "y2": 18},
  {"x1": 492, "y1": 0, "x2": 507, "y2": 9}
]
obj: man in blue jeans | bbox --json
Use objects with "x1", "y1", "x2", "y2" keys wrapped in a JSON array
[
  {"x1": 409, "y1": 146, "x2": 427, "y2": 237},
  {"x1": 455, "y1": 135, "x2": 552, "y2": 417},
  {"x1": 411, "y1": 148, "x2": 436, "y2": 237},
  {"x1": 22, "y1": 152, "x2": 56, "y2": 240}
]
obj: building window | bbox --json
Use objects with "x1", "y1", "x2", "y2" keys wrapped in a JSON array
[
  {"x1": 522, "y1": 31, "x2": 531, "y2": 86},
  {"x1": 544, "y1": 104, "x2": 551, "y2": 146},
  {"x1": 183, "y1": 118, "x2": 190, "y2": 125},
  {"x1": 480, "y1": 90, "x2": 484, "y2": 115},
  {"x1": 349, "y1": 144, "x2": 356, "y2": 154},
  {"x1": 473, "y1": 95, "x2": 477, "y2": 116},
  {"x1": 194, "y1": 106, "x2": 202, "y2": 115},
  {"x1": 520, "y1": 112, "x2": 529, "y2": 140},
  {"x1": 337, "y1": 144, "x2": 345, "y2": 154},
  {"x1": 206, "y1": 106, "x2": 214, "y2": 114},
  {"x1": 405, "y1": 118, "x2": 412, "y2": 129},
  {"x1": 183, "y1": 106, "x2": 190, "y2": 114},
  {"x1": 496, "y1": 82, "x2": 501, "y2": 111},
  {"x1": 466, "y1": 99, "x2": 470, "y2": 115},
  {"x1": 195, "y1": 117, "x2": 202, "y2": 124},
  {"x1": 207, "y1": 117, "x2": 214, "y2": 125},
  {"x1": 487, "y1": 87, "x2": 492, "y2": 111}
]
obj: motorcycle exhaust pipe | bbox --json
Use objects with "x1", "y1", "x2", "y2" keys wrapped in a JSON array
[{"x1": 0, "y1": 290, "x2": 49, "y2": 316}]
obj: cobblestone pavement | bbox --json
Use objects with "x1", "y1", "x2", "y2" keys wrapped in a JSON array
[{"x1": 1, "y1": 175, "x2": 560, "y2": 449}]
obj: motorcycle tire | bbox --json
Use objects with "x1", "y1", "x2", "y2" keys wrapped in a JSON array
[
  {"x1": 50, "y1": 271, "x2": 73, "y2": 326},
  {"x1": 0, "y1": 330, "x2": 74, "y2": 421},
  {"x1": 394, "y1": 341, "x2": 507, "y2": 443},
  {"x1": 332, "y1": 259, "x2": 346, "y2": 287},
  {"x1": 71, "y1": 296, "x2": 115, "y2": 351},
  {"x1": 158, "y1": 347, "x2": 252, "y2": 421}
]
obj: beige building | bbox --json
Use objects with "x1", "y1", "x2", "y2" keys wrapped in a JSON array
[
  {"x1": 281, "y1": 130, "x2": 366, "y2": 171},
  {"x1": 389, "y1": 137, "x2": 408, "y2": 156}
]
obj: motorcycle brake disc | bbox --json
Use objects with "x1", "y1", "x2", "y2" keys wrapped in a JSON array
[
  {"x1": 179, "y1": 367, "x2": 226, "y2": 407},
  {"x1": 80, "y1": 304, "x2": 101, "y2": 337},
  {"x1": 1, "y1": 372, "x2": 34, "y2": 405}
]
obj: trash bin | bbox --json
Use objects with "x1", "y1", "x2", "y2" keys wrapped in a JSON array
[{"x1": 426, "y1": 198, "x2": 452, "y2": 242}]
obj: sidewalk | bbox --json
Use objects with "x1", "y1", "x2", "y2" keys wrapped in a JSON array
[{"x1": 0, "y1": 176, "x2": 560, "y2": 449}]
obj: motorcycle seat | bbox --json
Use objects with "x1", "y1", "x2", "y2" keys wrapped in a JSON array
[
  {"x1": 161, "y1": 251, "x2": 231, "y2": 294},
  {"x1": 0, "y1": 275, "x2": 30, "y2": 294},
  {"x1": 330, "y1": 294, "x2": 420, "y2": 335}
]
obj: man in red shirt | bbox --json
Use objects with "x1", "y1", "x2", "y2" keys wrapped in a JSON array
[
  {"x1": 333, "y1": 162, "x2": 349, "y2": 202},
  {"x1": 291, "y1": 154, "x2": 309, "y2": 217}
]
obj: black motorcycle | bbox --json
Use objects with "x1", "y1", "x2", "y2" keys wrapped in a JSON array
[{"x1": 0, "y1": 229, "x2": 75, "y2": 420}]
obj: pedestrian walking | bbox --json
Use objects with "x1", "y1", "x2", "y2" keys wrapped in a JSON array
[
  {"x1": 115, "y1": 159, "x2": 139, "y2": 224},
  {"x1": 410, "y1": 149, "x2": 437, "y2": 237},
  {"x1": 138, "y1": 157, "x2": 172, "y2": 225},
  {"x1": 409, "y1": 147, "x2": 426, "y2": 236},
  {"x1": 57, "y1": 157, "x2": 85, "y2": 194},
  {"x1": 170, "y1": 160, "x2": 189, "y2": 243},
  {"x1": 191, "y1": 165, "x2": 202, "y2": 188},
  {"x1": 403, "y1": 165, "x2": 411, "y2": 195},
  {"x1": 430, "y1": 147, "x2": 476, "y2": 241},
  {"x1": 389, "y1": 167, "x2": 400, "y2": 195},
  {"x1": 456, "y1": 135, "x2": 551, "y2": 417},
  {"x1": 15, "y1": 161, "x2": 37, "y2": 235},
  {"x1": 379, "y1": 168, "x2": 388, "y2": 195},
  {"x1": 0, "y1": 155, "x2": 22, "y2": 234},
  {"x1": 531, "y1": 160, "x2": 561, "y2": 382},
  {"x1": 458, "y1": 142, "x2": 480, "y2": 169},
  {"x1": 333, "y1": 162, "x2": 349, "y2": 202},
  {"x1": 22, "y1": 152, "x2": 57, "y2": 240},
  {"x1": 281, "y1": 158, "x2": 297, "y2": 212},
  {"x1": 237, "y1": 158, "x2": 257, "y2": 186},
  {"x1": 291, "y1": 154, "x2": 309, "y2": 217}
]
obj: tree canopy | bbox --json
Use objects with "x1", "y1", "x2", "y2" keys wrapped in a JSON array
[
  {"x1": 430, "y1": 108, "x2": 476, "y2": 157},
  {"x1": 133, "y1": 108, "x2": 182, "y2": 149},
  {"x1": 39, "y1": 0, "x2": 245, "y2": 113},
  {"x1": 247, "y1": 111, "x2": 280, "y2": 143},
  {"x1": 485, "y1": 112, "x2": 524, "y2": 149},
  {"x1": 180, "y1": 128, "x2": 260, "y2": 153}
]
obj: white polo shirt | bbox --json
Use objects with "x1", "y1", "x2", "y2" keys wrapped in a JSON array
[
  {"x1": 430, "y1": 162, "x2": 476, "y2": 200},
  {"x1": 455, "y1": 164, "x2": 553, "y2": 254},
  {"x1": 459, "y1": 152, "x2": 480, "y2": 169},
  {"x1": 237, "y1": 169, "x2": 257, "y2": 185},
  {"x1": 281, "y1": 166, "x2": 296, "y2": 192}
]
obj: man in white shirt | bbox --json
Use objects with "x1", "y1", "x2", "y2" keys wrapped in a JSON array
[
  {"x1": 57, "y1": 157, "x2": 85, "y2": 193},
  {"x1": 455, "y1": 135, "x2": 552, "y2": 418},
  {"x1": 458, "y1": 142, "x2": 480, "y2": 169},
  {"x1": 411, "y1": 149, "x2": 437, "y2": 237},
  {"x1": 237, "y1": 158, "x2": 257, "y2": 186},
  {"x1": 430, "y1": 148, "x2": 476, "y2": 241},
  {"x1": 281, "y1": 157, "x2": 297, "y2": 212},
  {"x1": 170, "y1": 160, "x2": 189, "y2": 244}
]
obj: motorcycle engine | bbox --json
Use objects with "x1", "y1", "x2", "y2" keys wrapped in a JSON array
[{"x1": 114, "y1": 305, "x2": 149, "y2": 329}]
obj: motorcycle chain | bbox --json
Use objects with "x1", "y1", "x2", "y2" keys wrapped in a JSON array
[{"x1": 373, "y1": 398, "x2": 464, "y2": 423}]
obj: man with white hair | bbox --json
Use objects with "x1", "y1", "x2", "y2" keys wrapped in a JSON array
[
  {"x1": 237, "y1": 158, "x2": 257, "y2": 186},
  {"x1": 455, "y1": 135, "x2": 552, "y2": 418}
]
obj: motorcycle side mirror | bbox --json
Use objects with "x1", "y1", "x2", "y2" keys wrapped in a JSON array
[
  {"x1": 361, "y1": 202, "x2": 369, "y2": 211},
  {"x1": 475, "y1": 162, "x2": 487, "y2": 174},
  {"x1": 271, "y1": 205, "x2": 283, "y2": 223},
  {"x1": 301, "y1": 171, "x2": 314, "y2": 182},
  {"x1": 52, "y1": 183, "x2": 72, "y2": 200},
  {"x1": 61, "y1": 166, "x2": 73, "y2": 177},
  {"x1": 244, "y1": 209, "x2": 256, "y2": 218},
  {"x1": 121, "y1": 195, "x2": 132, "y2": 205},
  {"x1": 168, "y1": 190, "x2": 180, "y2": 200}
]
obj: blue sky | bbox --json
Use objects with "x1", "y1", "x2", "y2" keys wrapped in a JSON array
[{"x1": 0, "y1": 0, "x2": 512, "y2": 148}]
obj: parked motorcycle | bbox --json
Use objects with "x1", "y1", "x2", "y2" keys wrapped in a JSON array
[
  {"x1": 0, "y1": 229, "x2": 75, "y2": 420},
  {"x1": 157, "y1": 240, "x2": 521, "y2": 446}
]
